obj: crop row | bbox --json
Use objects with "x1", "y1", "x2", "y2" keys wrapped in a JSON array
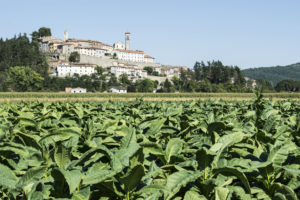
[{"x1": 0, "y1": 92, "x2": 300, "y2": 99}]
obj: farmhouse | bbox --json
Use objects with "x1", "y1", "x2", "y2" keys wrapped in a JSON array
[
  {"x1": 109, "y1": 86, "x2": 127, "y2": 93},
  {"x1": 65, "y1": 87, "x2": 87, "y2": 93}
]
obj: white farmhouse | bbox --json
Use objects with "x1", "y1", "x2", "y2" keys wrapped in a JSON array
[
  {"x1": 56, "y1": 63, "x2": 95, "y2": 77},
  {"x1": 65, "y1": 87, "x2": 87, "y2": 93},
  {"x1": 109, "y1": 86, "x2": 127, "y2": 93}
]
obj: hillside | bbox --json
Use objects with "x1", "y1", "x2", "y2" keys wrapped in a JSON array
[{"x1": 242, "y1": 63, "x2": 300, "y2": 85}]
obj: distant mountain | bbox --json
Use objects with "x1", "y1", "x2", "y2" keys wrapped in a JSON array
[{"x1": 242, "y1": 63, "x2": 300, "y2": 85}]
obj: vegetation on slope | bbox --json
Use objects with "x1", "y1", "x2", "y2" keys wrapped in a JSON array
[{"x1": 242, "y1": 63, "x2": 300, "y2": 85}]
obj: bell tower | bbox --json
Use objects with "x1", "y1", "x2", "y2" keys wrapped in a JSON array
[
  {"x1": 64, "y1": 30, "x2": 68, "y2": 41},
  {"x1": 125, "y1": 32, "x2": 130, "y2": 50}
]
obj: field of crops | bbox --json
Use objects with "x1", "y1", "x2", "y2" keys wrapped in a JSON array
[
  {"x1": 0, "y1": 92, "x2": 300, "y2": 102},
  {"x1": 0, "y1": 94, "x2": 299, "y2": 199}
]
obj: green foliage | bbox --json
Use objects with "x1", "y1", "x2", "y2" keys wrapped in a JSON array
[
  {"x1": 0, "y1": 31, "x2": 49, "y2": 91},
  {"x1": 119, "y1": 73, "x2": 131, "y2": 86},
  {"x1": 255, "y1": 79, "x2": 275, "y2": 92},
  {"x1": 69, "y1": 52, "x2": 80, "y2": 63},
  {"x1": 242, "y1": 63, "x2": 300, "y2": 85},
  {"x1": 143, "y1": 66, "x2": 154, "y2": 75},
  {"x1": 0, "y1": 97, "x2": 299, "y2": 199},
  {"x1": 6, "y1": 66, "x2": 44, "y2": 91},
  {"x1": 31, "y1": 27, "x2": 52, "y2": 41},
  {"x1": 136, "y1": 78, "x2": 154, "y2": 92},
  {"x1": 275, "y1": 79, "x2": 300, "y2": 92}
]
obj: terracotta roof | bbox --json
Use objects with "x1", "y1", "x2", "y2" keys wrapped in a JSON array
[
  {"x1": 144, "y1": 55, "x2": 154, "y2": 59},
  {"x1": 125, "y1": 32, "x2": 131, "y2": 34},
  {"x1": 117, "y1": 49, "x2": 144, "y2": 54}
]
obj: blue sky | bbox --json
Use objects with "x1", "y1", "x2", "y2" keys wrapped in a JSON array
[{"x1": 1, "y1": 0, "x2": 300, "y2": 69}]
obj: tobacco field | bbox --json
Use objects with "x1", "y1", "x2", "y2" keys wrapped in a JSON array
[{"x1": 0, "y1": 93, "x2": 299, "y2": 199}]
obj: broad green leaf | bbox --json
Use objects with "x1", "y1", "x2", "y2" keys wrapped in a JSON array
[
  {"x1": 52, "y1": 168, "x2": 82, "y2": 195},
  {"x1": 166, "y1": 170, "x2": 202, "y2": 200},
  {"x1": 215, "y1": 187, "x2": 229, "y2": 200},
  {"x1": 0, "y1": 163, "x2": 18, "y2": 189},
  {"x1": 54, "y1": 144, "x2": 71, "y2": 169},
  {"x1": 144, "y1": 118, "x2": 166, "y2": 136},
  {"x1": 121, "y1": 164, "x2": 145, "y2": 192},
  {"x1": 165, "y1": 138, "x2": 184, "y2": 164},
  {"x1": 17, "y1": 166, "x2": 47, "y2": 188},
  {"x1": 213, "y1": 167, "x2": 251, "y2": 193},
  {"x1": 184, "y1": 191, "x2": 207, "y2": 200}
]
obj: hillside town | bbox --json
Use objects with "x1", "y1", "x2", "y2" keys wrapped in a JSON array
[{"x1": 40, "y1": 31, "x2": 187, "y2": 87}]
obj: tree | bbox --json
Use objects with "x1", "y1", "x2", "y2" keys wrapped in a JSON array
[
  {"x1": 143, "y1": 66, "x2": 154, "y2": 75},
  {"x1": 163, "y1": 78, "x2": 172, "y2": 92},
  {"x1": 31, "y1": 27, "x2": 52, "y2": 42},
  {"x1": 136, "y1": 79, "x2": 154, "y2": 92},
  {"x1": 127, "y1": 85, "x2": 136, "y2": 93},
  {"x1": 69, "y1": 52, "x2": 80, "y2": 62},
  {"x1": 108, "y1": 74, "x2": 119, "y2": 87},
  {"x1": 38, "y1": 27, "x2": 52, "y2": 37},
  {"x1": 193, "y1": 61, "x2": 202, "y2": 81},
  {"x1": 6, "y1": 66, "x2": 44, "y2": 91},
  {"x1": 119, "y1": 73, "x2": 131, "y2": 86},
  {"x1": 255, "y1": 79, "x2": 274, "y2": 92},
  {"x1": 95, "y1": 66, "x2": 104, "y2": 75},
  {"x1": 275, "y1": 79, "x2": 300, "y2": 92},
  {"x1": 152, "y1": 71, "x2": 159, "y2": 76}
]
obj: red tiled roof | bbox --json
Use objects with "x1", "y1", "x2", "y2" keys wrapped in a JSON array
[
  {"x1": 117, "y1": 49, "x2": 144, "y2": 54},
  {"x1": 144, "y1": 55, "x2": 154, "y2": 59}
]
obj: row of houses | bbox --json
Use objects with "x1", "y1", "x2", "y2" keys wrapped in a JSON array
[
  {"x1": 53, "y1": 61, "x2": 186, "y2": 82},
  {"x1": 40, "y1": 31, "x2": 155, "y2": 64}
]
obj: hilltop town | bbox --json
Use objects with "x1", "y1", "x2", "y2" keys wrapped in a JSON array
[
  {"x1": 40, "y1": 31, "x2": 187, "y2": 84},
  {"x1": 0, "y1": 27, "x2": 264, "y2": 93}
]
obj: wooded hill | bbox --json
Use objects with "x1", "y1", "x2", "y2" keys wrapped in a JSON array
[{"x1": 242, "y1": 63, "x2": 300, "y2": 85}]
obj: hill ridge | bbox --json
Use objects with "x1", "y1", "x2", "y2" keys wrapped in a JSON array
[{"x1": 242, "y1": 63, "x2": 300, "y2": 85}]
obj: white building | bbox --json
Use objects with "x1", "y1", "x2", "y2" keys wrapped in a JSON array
[
  {"x1": 144, "y1": 55, "x2": 155, "y2": 63},
  {"x1": 109, "y1": 86, "x2": 127, "y2": 93},
  {"x1": 113, "y1": 41, "x2": 125, "y2": 50},
  {"x1": 56, "y1": 63, "x2": 95, "y2": 77},
  {"x1": 110, "y1": 66, "x2": 147, "y2": 79},
  {"x1": 75, "y1": 46, "x2": 107, "y2": 57},
  {"x1": 153, "y1": 67, "x2": 161, "y2": 74},
  {"x1": 65, "y1": 87, "x2": 87, "y2": 93},
  {"x1": 114, "y1": 49, "x2": 145, "y2": 63}
]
